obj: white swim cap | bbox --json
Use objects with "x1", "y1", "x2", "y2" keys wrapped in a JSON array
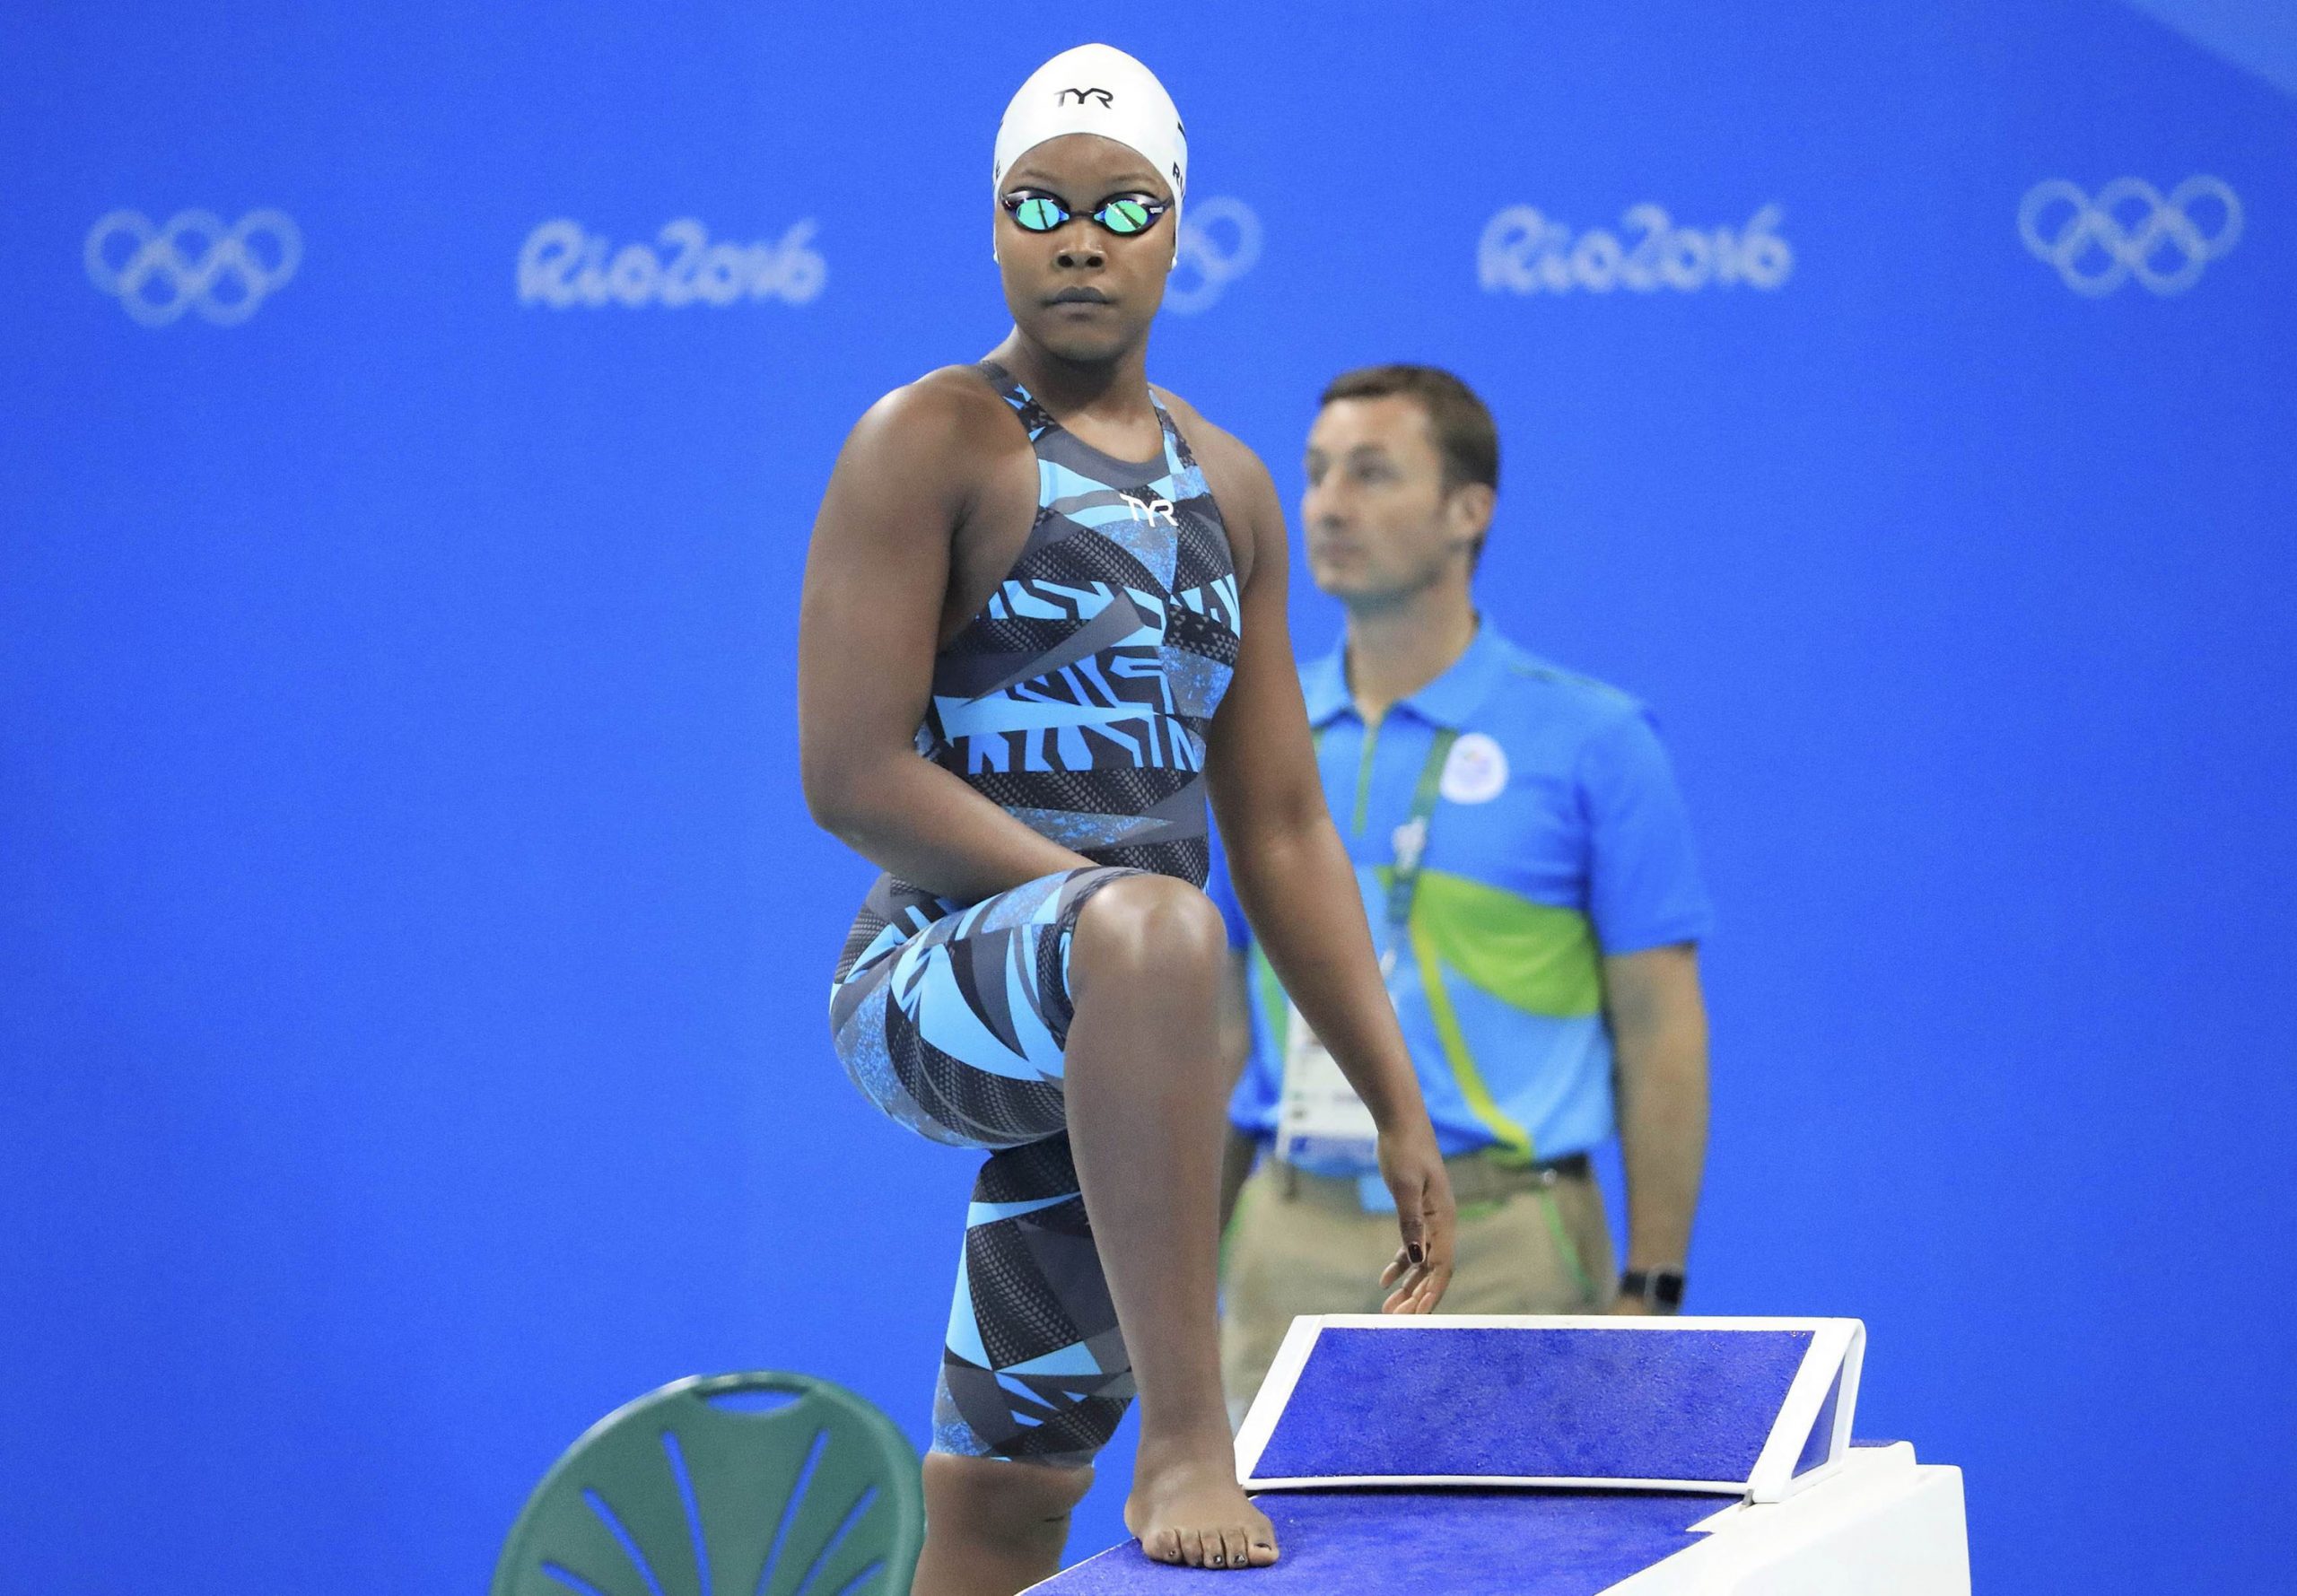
[{"x1": 993, "y1": 44, "x2": 1188, "y2": 253}]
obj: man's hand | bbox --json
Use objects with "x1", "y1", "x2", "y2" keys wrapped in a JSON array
[{"x1": 1375, "y1": 1125, "x2": 1455, "y2": 1313}]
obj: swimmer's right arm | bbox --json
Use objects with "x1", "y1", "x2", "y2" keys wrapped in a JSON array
[
  {"x1": 1185, "y1": 417, "x2": 1454, "y2": 1313},
  {"x1": 798, "y1": 378, "x2": 1098, "y2": 901}
]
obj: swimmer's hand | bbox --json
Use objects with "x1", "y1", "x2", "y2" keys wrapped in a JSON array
[{"x1": 1376, "y1": 1124, "x2": 1455, "y2": 1313}]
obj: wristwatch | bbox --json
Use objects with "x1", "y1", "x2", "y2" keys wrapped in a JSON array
[{"x1": 1618, "y1": 1269, "x2": 1685, "y2": 1313}]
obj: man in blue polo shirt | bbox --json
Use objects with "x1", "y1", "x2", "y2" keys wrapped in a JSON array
[{"x1": 1212, "y1": 365, "x2": 1714, "y2": 1411}]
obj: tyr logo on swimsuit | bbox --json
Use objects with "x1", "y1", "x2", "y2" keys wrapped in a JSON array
[{"x1": 1122, "y1": 494, "x2": 1177, "y2": 527}]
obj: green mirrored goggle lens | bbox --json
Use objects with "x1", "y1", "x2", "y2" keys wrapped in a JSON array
[
  {"x1": 1098, "y1": 198, "x2": 1154, "y2": 235},
  {"x1": 1013, "y1": 196, "x2": 1067, "y2": 232}
]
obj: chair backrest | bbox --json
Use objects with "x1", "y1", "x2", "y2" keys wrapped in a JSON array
[{"x1": 491, "y1": 1371, "x2": 924, "y2": 1596}]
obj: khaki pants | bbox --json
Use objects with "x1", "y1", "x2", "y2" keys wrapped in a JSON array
[{"x1": 1218, "y1": 1155, "x2": 1618, "y2": 1418}]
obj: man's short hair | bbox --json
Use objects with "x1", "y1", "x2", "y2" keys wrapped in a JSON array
[{"x1": 1318, "y1": 364, "x2": 1500, "y2": 495}]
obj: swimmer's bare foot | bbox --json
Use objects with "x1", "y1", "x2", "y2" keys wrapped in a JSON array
[{"x1": 1124, "y1": 1442, "x2": 1279, "y2": 1570}]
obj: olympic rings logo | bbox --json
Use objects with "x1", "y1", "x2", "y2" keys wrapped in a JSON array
[
  {"x1": 84, "y1": 209, "x2": 301, "y2": 327},
  {"x1": 2017, "y1": 177, "x2": 2242, "y2": 297},
  {"x1": 1165, "y1": 196, "x2": 1261, "y2": 315}
]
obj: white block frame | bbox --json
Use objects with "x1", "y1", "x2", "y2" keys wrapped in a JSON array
[{"x1": 1233, "y1": 1314, "x2": 1867, "y2": 1504}]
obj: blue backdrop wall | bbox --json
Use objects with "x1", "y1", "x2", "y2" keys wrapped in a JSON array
[{"x1": 4, "y1": 2, "x2": 2293, "y2": 1591}]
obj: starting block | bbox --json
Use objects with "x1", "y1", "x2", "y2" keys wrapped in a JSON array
[{"x1": 1030, "y1": 1316, "x2": 1969, "y2": 1594}]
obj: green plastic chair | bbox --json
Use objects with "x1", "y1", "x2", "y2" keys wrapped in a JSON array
[{"x1": 491, "y1": 1372, "x2": 925, "y2": 1596}]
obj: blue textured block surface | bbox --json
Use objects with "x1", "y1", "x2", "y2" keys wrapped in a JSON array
[
  {"x1": 1034, "y1": 1490, "x2": 1716, "y2": 1596},
  {"x1": 1253, "y1": 1328, "x2": 1812, "y2": 1482}
]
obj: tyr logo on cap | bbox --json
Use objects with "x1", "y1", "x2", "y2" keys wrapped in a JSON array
[{"x1": 1059, "y1": 87, "x2": 1114, "y2": 107}]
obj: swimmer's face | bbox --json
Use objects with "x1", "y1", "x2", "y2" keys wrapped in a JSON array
[
  {"x1": 996, "y1": 134, "x2": 1173, "y2": 361},
  {"x1": 1302, "y1": 397, "x2": 1493, "y2": 606}
]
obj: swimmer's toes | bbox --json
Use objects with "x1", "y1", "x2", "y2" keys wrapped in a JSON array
[
  {"x1": 1206, "y1": 1519, "x2": 1278, "y2": 1570},
  {"x1": 1128, "y1": 1460, "x2": 1280, "y2": 1569},
  {"x1": 1238, "y1": 1502, "x2": 1280, "y2": 1568}
]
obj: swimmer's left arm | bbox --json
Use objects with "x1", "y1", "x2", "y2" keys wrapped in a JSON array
[{"x1": 1177, "y1": 406, "x2": 1454, "y2": 1313}]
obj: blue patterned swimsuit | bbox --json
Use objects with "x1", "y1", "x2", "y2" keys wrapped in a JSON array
[{"x1": 827, "y1": 362, "x2": 1241, "y2": 1466}]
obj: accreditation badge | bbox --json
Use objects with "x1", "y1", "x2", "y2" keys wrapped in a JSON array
[
  {"x1": 1275, "y1": 812, "x2": 1428, "y2": 1177},
  {"x1": 1275, "y1": 999, "x2": 1382, "y2": 1173}
]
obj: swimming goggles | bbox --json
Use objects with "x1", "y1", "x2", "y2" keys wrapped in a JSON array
[{"x1": 1000, "y1": 189, "x2": 1171, "y2": 238}]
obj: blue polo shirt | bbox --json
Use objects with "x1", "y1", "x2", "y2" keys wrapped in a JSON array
[{"x1": 1212, "y1": 624, "x2": 1712, "y2": 1164}]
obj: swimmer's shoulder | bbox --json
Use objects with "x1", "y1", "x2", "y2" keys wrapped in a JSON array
[
  {"x1": 1152, "y1": 386, "x2": 1280, "y2": 585},
  {"x1": 837, "y1": 364, "x2": 1028, "y2": 498},
  {"x1": 1149, "y1": 384, "x2": 1255, "y2": 472}
]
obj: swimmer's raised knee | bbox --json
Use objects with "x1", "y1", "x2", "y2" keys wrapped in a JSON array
[{"x1": 1070, "y1": 874, "x2": 1227, "y2": 992}]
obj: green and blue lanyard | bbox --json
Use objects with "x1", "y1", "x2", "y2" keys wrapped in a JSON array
[{"x1": 1276, "y1": 720, "x2": 1594, "y2": 1295}]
